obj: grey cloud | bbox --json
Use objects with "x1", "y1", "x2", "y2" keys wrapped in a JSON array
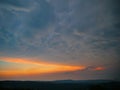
[
  {"x1": 0, "y1": 0, "x2": 119, "y2": 67},
  {"x1": 35, "y1": 0, "x2": 119, "y2": 65}
]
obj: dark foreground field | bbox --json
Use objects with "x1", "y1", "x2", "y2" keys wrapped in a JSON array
[{"x1": 0, "y1": 80, "x2": 120, "y2": 90}]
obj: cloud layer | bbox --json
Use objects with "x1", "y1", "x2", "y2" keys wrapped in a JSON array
[{"x1": 0, "y1": 0, "x2": 120, "y2": 80}]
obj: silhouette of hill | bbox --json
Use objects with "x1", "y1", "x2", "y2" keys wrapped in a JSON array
[{"x1": 0, "y1": 80, "x2": 120, "y2": 90}]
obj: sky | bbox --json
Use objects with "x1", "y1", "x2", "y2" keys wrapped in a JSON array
[{"x1": 0, "y1": 0, "x2": 120, "y2": 81}]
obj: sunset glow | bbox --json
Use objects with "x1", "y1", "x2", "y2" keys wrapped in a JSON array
[
  {"x1": 0, "y1": 57, "x2": 86, "y2": 77},
  {"x1": 93, "y1": 67, "x2": 105, "y2": 71},
  {"x1": 0, "y1": 0, "x2": 119, "y2": 81}
]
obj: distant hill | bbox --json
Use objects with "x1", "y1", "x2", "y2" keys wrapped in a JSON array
[
  {"x1": 0, "y1": 80, "x2": 120, "y2": 90},
  {"x1": 53, "y1": 79, "x2": 115, "y2": 84}
]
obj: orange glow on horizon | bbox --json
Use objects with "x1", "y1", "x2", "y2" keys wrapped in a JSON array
[
  {"x1": 93, "y1": 67, "x2": 105, "y2": 71},
  {"x1": 0, "y1": 57, "x2": 86, "y2": 77}
]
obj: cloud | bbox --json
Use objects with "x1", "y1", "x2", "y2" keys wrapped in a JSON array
[
  {"x1": 93, "y1": 67, "x2": 105, "y2": 71},
  {"x1": 0, "y1": 0, "x2": 55, "y2": 55},
  {"x1": 0, "y1": 0, "x2": 119, "y2": 72},
  {"x1": 0, "y1": 56, "x2": 108, "y2": 80},
  {"x1": 0, "y1": 4, "x2": 33, "y2": 12},
  {"x1": 0, "y1": 57, "x2": 86, "y2": 78}
]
